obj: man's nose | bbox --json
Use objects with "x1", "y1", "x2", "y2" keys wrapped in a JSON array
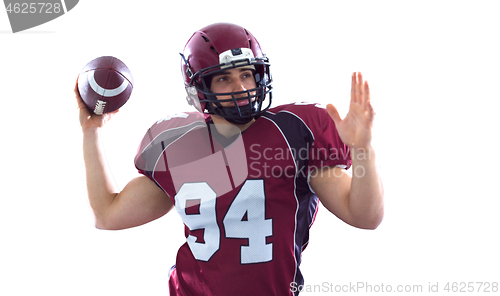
[{"x1": 231, "y1": 78, "x2": 246, "y2": 92}]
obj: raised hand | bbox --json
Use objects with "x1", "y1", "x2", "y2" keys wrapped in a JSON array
[
  {"x1": 326, "y1": 72, "x2": 375, "y2": 149},
  {"x1": 75, "y1": 78, "x2": 119, "y2": 131}
]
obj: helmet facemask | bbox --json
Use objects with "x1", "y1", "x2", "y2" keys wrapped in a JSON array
[{"x1": 183, "y1": 47, "x2": 272, "y2": 124}]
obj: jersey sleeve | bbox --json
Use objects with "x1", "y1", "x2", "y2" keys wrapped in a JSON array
[
  {"x1": 308, "y1": 104, "x2": 351, "y2": 172},
  {"x1": 269, "y1": 102, "x2": 351, "y2": 171},
  {"x1": 134, "y1": 112, "x2": 208, "y2": 187},
  {"x1": 284, "y1": 103, "x2": 351, "y2": 172}
]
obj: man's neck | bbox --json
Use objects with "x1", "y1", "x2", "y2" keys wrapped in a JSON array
[{"x1": 210, "y1": 115, "x2": 255, "y2": 138}]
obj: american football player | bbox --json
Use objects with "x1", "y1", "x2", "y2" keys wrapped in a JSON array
[{"x1": 76, "y1": 22, "x2": 384, "y2": 296}]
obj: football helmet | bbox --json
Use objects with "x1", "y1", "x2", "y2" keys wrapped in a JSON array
[{"x1": 180, "y1": 23, "x2": 273, "y2": 124}]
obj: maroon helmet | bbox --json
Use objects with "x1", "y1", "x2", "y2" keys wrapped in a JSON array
[{"x1": 180, "y1": 23, "x2": 272, "y2": 124}]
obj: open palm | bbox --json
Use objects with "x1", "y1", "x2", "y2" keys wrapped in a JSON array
[{"x1": 326, "y1": 72, "x2": 374, "y2": 149}]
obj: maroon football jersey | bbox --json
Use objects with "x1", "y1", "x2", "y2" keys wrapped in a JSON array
[{"x1": 134, "y1": 103, "x2": 351, "y2": 296}]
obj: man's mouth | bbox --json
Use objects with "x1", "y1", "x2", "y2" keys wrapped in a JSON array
[{"x1": 234, "y1": 98, "x2": 250, "y2": 106}]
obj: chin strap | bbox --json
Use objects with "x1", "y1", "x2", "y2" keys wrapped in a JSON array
[
  {"x1": 225, "y1": 116, "x2": 254, "y2": 125},
  {"x1": 211, "y1": 102, "x2": 255, "y2": 125}
]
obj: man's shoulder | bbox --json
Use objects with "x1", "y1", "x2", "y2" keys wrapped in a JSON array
[
  {"x1": 150, "y1": 112, "x2": 208, "y2": 131},
  {"x1": 263, "y1": 102, "x2": 329, "y2": 125},
  {"x1": 140, "y1": 112, "x2": 208, "y2": 141},
  {"x1": 266, "y1": 102, "x2": 327, "y2": 115},
  {"x1": 135, "y1": 112, "x2": 208, "y2": 170}
]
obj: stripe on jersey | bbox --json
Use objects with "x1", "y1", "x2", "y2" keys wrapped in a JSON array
[{"x1": 261, "y1": 110, "x2": 319, "y2": 292}]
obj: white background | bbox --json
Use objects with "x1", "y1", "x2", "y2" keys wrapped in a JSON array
[{"x1": 1, "y1": 0, "x2": 499, "y2": 295}]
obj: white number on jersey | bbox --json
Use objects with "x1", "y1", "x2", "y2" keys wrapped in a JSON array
[
  {"x1": 223, "y1": 180, "x2": 273, "y2": 264},
  {"x1": 175, "y1": 180, "x2": 273, "y2": 264},
  {"x1": 174, "y1": 182, "x2": 219, "y2": 261}
]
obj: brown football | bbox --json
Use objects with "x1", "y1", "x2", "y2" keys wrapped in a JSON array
[{"x1": 77, "y1": 56, "x2": 134, "y2": 115}]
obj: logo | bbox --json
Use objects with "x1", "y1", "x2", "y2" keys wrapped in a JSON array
[{"x1": 3, "y1": 0, "x2": 78, "y2": 33}]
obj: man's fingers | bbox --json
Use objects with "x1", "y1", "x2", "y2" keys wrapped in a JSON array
[
  {"x1": 351, "y1": 72, "x2": 357, "y2": 104},
  {"x1": 326, "y1": 104, "x2": 342, "y2": 126},
  {"x1": 74, "y1": 77, "x2": 85, "y2": 107},
  {"x1": 351, "y1": 72, "x2": 366, "y2": 104},
  {"x1": 364, "y1": 80, "x2": 371, "y2": 111},
  {"x1": 357, "y1": 72, "x2": 365, "y2": 105}
]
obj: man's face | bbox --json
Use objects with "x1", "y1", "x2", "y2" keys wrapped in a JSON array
[{"x1": 209, "y1": 67, "x2": 257, "y2": 107}]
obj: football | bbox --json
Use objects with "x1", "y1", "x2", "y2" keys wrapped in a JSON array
[{"x1": 77, "y1": 56, "x2": 134, "y2": 115}]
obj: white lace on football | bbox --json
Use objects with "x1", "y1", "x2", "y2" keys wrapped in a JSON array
[{"x1": 94, "y1": 100, "x2": 106, "y2": 115}]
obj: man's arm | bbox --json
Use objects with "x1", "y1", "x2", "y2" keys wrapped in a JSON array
[
  {"x1": 309, "y1": 72, "x2": 384, "y2": 230},
  {"x1": 309, "y1": 148, "x2": 384, "y2": 229},
  {"x1": 77, "y1": 82, "x2": 173, "y2": 230}
]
